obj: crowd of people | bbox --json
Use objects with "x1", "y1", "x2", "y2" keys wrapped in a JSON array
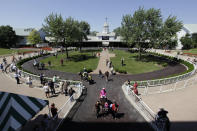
[{"x1": 41, "y1": 74, "x2": 76, "y2": 99}]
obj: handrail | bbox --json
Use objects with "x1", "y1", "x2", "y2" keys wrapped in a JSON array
[
  {"x1": 49, "y1": 84, "x2": 84, "y2": 131},
  {"x1": 123, "y1": 84, "x2": 157, "y2": 130},
  {"x1": 127, "y1": 51, "x2": 196, "y2": 88}
]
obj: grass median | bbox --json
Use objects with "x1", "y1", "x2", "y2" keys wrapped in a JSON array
[
  {"x1": 110, "y1": 50, "x2": 168, "y2": 74},
  {"x1": 40, "y1": 50, "x2": 100, "y2": 73}
]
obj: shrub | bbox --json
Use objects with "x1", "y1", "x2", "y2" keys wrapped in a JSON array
[
  {"x1": 115, "y1": 68, "x2": 127, "y2": 74},
  {"x1": 16, "y1": 53, "x2": 50, "y2": 70},
  {"x1": 80, "y1": 68, "x2": 93, "y2": 73}
]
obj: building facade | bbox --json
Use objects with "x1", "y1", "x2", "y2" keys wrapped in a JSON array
[{"x1": 176, "y1": 24, "x2": 197, "y2": 49}]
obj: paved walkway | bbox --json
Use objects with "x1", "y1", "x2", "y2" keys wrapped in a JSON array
[
  {"x1": 0, "y1": 53, "x2": 70, "y2": 130},
  {"x1": 91, "y1": 49, "x2": 115, "y2": 74},
  {"x1": 141, "y1": 49, "x2": 197, "y2": 131}
]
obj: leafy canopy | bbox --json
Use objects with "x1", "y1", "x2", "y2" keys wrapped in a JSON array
[
  {"x1": 0, "y1": 25, "x2": 17, "y2": 48},
  {"x1": 27, "y1": 29, "x2": 42, "y2": 45}
]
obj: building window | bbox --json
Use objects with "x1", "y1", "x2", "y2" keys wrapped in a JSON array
[{"x1": 102, "y1": 36, "x2": 109, "y2": 40}]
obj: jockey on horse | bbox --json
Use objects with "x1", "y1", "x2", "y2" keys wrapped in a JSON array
[{"x1": 100, "y1": 88, "x2": 106, "y2": 99}]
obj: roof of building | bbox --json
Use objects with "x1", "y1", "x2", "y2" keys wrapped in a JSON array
[
  {"x1": 96, "y1": 32, "x2": 115, "y2": 37},
  {"x1": 13, "y1": 28, "x2": 34, "y2": 36},
  {"x1": 184, "y1": 24, "x2": 197, "y2": 34}
]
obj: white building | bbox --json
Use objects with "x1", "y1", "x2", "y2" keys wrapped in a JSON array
[
  {"x1": 177, "y1": 24, "x2": 197, "y2": 49},
  {"x1": 84, "y1": 19, "x2": 122, "y2": 46}
]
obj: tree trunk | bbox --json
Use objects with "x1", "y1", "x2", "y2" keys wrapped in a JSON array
[
  {"x1": 138, "y1": 46, "x2": 141, "y2": 60},
  {"x1": 65, "y1": 45, "x2": 69, "y2": 59},
  {"x1": 64, "y1": 38, "x2": 69, "y2": 59},
  {"x1": 79, "y1": 42, "x2": 82, "y2": 52}
]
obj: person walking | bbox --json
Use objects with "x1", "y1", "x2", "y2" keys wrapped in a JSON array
[
  {"x1": 48, "y1": 61, "x2": 51, "y2": 67},
  {"x1": 121, "y1": 57, "x2": 124, "y2": 66},
  {"x1": 68, "y1": 87, "x2": 75, "y2": 101},
  {"x1": 60, "y1": 59, "x2": 63, "y2": 66},
  {"x1": 95, "y1": 101, "x2": 101, "y2": 118},
  {"x1": 48, "y1": 80, "x2": 55, "y2": 96},
  {"x1": 26, "y1": 76, "x2": 32, "y2": 88},
  {"x1": 52, "y1": 75, "x2": 57, "y2": 83},
  {"x1": 50, "y1": 103, "x2": 58, "y2": 118},
  {"x1": 110, "y1": 101, "x2": 119, "y2": 120},
  {"x1": 99, "y1": 69, "x2": 103, "y2": 78},
  {"x1": 105, "y1": 71, "x2": 109, "y2": 82},
  {"x1": 14, "y1": 72, "x2": 20, "y2": 84},
  {"x1": 43, "y1": 83, "x2": 50, "y2": 98},
  {"x1": 40, "y1": 73, "x2": 44, "y2": 85},
  {"x1": 0, "y1": 63, "x2": 4, "y2": 73},
  {"x1": 59, "y1": 81, "x2": 64, "y2": 94},
  {"x1": 64, "y1": 81, "x2": 69, "y2": 96}
]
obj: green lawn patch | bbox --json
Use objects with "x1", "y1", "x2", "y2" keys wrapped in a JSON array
[
  {"x1": 183, "y1": 48, "x2": 197, "y2": 54},
  {"x1": 110, "y1": 50, "x2": 167, "y2": 74},
  {"x1": 0, "y1": 48, "x2": 37, "y2": 56},
  {"x1": 40, "y1": 50, "x2": 100, "y2": 73}
]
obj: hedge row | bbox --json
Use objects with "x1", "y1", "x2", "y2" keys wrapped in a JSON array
[{"x1": 16, "y1": 53, "x2": 50, "y2": 70}]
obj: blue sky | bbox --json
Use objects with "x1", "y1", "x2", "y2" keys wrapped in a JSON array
[{"x1": 0, "y1": 0, "x2": 197, "y2": 32}]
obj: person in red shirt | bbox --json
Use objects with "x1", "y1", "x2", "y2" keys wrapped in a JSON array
[
  {"x1": 133, "y1": 81, "x2": 138, "y2": 95},
  {"x1": 110, "y1": 101, "x2": 119, "y2": 119}
]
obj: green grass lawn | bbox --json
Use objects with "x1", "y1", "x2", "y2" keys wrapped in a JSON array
[
  {"x1": 110, "y1": 50, "x2": 167, "y2": 74},
  {"x1": 0, "y1": 48, "x2": 16, "y2": 55},
  {"x1": 0, "y1": 48, "x2": 37, "y2": 56},
  {"x1": 183, "y1": 48, "x2": 197, "y2": 54},
  {"x1": 40, "y1": 50, "x2": 100, "y2": 73}
]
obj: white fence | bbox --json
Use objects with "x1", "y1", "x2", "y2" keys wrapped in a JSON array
[
  {"x1": 138, "y1": 75, "x2": 197, "y2": 95},
  {"x1": 123, "y1": 84, "x2": 158, "y2": 130},
  {"x1": 125, "y1": 49, "x2": 197, "y2": 95}
]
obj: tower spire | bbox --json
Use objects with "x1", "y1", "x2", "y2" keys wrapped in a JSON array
[{"x1": 105, "y1": 17, "x2": 108, "y2": 23}]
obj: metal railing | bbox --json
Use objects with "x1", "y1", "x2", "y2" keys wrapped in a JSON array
[
  {"x1": 49, "y1": 83, "x2": 84, "y2": 130},
  {"x1": 125, "y1": 49, "x2": 197, "y2": 95},
  {"x1": 123, "y1": 84, "x2": 158, "y2": 130}
]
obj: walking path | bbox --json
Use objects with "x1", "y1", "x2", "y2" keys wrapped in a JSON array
[
  {"x1": 140, "y1": 49, "x2": 197, "y2": 131},
  {"x1": 91, "y1": 49, "x2": 115, "y2": 74},
  {"x1": 0, "y1": 53, "x2": 70, "y2": 130}
]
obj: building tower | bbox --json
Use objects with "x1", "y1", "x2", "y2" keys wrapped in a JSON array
[{"x1": 102, "y1": 17, "x2": 109, "y2": 34}]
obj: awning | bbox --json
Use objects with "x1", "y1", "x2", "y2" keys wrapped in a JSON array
[{"x1": 0, "y1": 92, "x2": 49, "y2": 131}]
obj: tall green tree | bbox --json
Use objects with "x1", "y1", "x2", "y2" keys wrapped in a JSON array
[
  {"x1": 160, "y1": 16, "x2": 182, "y2": 49},
  {"x1": 43, "y1": 13, "x2": 79, "y2": 58},
  {"x1": 42, "y1": 13, "x2": 64, "y2": 45},
  {"x1": 27, "y1": 29, "x2": 42, "y2": 46},
  {"x1": 0, "y1": 25, "x2": 17, "y2": 48},
  {"x1": 121, "y1": 14, "x2": 134, "y2": 46},
  {"x1": 192, "y1": 34, "x2": 197, "y2": 48},
  {"x1": 63, "y1": 17, "x2": 79, "y2": 57},
  {"x1": 146, "y1": 8, "x2": 163, "y2": 48},
  {"x1": 113, "y1": 27, "x2": 122, "y2": 37},
  {"x1": 180, "y1": 33, "x2": 194, "y2": 49},
  {"x1": 77, "y1": 21, "x2": 90, "y2": 51},
  {"x1": 121, "y1": 7, "x2": 149, "y2": 59},
  {"x1": 90, "y1": 31, "x2": 98, "y2": 36},
  {"x1": 121, "y1": 7, "x2": 182, "y2": 59}
]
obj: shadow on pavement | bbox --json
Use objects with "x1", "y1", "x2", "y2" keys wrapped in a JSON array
[
  {"x1": 57, "y1": 121, "x2": 154, "y2": 131},
  {"x1": 65, "y1": 87, "x2": 87, "y2": 121}
]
